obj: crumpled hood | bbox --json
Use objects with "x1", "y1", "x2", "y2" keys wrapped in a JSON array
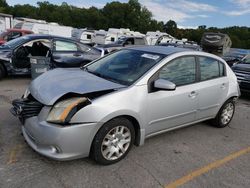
[{"x1": 29, "y1": 68, "x2": 125, "y2": 105}]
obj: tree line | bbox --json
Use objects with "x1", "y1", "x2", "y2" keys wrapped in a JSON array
[{"x1": 0, "y1": 0, "x2": 249, "y2": 49}]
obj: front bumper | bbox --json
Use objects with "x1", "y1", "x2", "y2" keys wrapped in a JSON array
[{"x1": 22, "y1": 116, "x2": 100, "y2": 160}]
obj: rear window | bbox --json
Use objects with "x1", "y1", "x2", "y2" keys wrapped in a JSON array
[{"x1": 198, "y1": 57, "x2": 224, "y2": 81}]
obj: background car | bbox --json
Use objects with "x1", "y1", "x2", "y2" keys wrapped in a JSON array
[
  {"x1": 0, "y1": 29, "x2": 34, "y2": 45},
  {"x1": 0, "y1": 34, "x2": 103, "y2": 79},
  {"x1": 11, "y1": 46, "x2": 240, "y2": 165},
  {"x1": 96, "y1": 36, "x2": 148, "y2": 54},
  {"x1": 231, "y1": 54, "x2": 250, "y2": 92}
]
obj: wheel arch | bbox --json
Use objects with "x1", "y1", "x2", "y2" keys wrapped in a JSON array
[
  {"x1": 91, "y1": 114, "x2": 143, "y2": 152},
  {"x1": 216, "y1": 95, "x2": 238, "y2": 117}
]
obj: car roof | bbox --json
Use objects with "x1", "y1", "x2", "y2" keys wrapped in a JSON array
[
  {"x1": 22, "y1": 34, "x2": 79, "y2": 42},
  {"x1": 128, "y1": 45, "x2": 193, "y2": 55}
]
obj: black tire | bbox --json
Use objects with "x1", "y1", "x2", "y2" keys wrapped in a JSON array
[
  {"x1": 91, "y1": 117, "x2": 135, "y2": 165},
  {"x1": 211, "y1": 99, "x2": 235, "y2": 128},
  {"x1": 0, "y1": 63, "x2": 6, "y2": 80}
]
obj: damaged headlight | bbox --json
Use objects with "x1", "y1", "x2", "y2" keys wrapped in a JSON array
[{"x1": 47, "y1": 97, "x2": 89, "y2": 124}]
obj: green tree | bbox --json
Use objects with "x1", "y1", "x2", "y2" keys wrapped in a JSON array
[{"x1": 164, "y1": 20, "x2": 177, "y2": 36}]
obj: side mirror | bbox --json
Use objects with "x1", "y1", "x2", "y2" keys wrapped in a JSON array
[{"x1": 154, "y1": 79, "x2": 176, "y2": 91}]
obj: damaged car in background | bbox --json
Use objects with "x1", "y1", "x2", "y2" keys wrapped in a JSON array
[
  {"x1": 96, "y1": 36, "x2": 148, "y2": 54},
  {"x1": 11, "y1": 46, "x2": 240, "y2": 165},
  {"x1": 0, "y1": 34, "x2": 104, "y2": 80},
  {"x1": 231, "y1": 54, "x2": 250, "y2": 92}
]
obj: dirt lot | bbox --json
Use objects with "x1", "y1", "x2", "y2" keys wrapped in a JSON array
[{"x1": 0, "y1": 77, "x2": 250, "y2": 188}]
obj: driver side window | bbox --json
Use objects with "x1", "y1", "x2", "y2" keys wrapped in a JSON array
[{"x1": 159, "y1": 56, "x2": 196, "y2": 86}]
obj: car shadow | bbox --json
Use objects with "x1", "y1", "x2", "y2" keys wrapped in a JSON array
[{"x1": 240, "y1": 92, "x2": 250, "y2": 101}]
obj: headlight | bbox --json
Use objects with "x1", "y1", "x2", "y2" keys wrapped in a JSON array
[
  {"x1": 23, "y1": 88, "x2": 31, "y2": 98},
  {"x1": 47, "y1": 97, "x2": 89, "y2": 124}
]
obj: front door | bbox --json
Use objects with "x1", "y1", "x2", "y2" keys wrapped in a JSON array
[
  {"x1": 12, "y1": 46, "x2": 30, "y2": 69},
  {"x1": 146, "y1": 56, "x2": 199, "y2": 135},
  {"x1": 12, "y1": 39, "x2": 51, "y2": 69}
]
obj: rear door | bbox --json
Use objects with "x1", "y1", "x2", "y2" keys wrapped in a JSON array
[
  {"x1": 195, "y1": 56, "x2": 228, "y2": 120},
  {"x1": 51, "y1": 39, "x2": 83, "y2": 68}
]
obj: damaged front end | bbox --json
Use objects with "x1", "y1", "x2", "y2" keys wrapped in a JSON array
[
  {"x1": 10, "y1": 96, "x2": 44, "y2": 124},
  {"x1": 10, "y1": 94, "x2": 91, "y2": 125},
  {"x1": 46, "y1": 97, "x2": 90, "y2": 125},
  {"x1": 10, "y1": 89, "x2": 116, "y2": 125}
]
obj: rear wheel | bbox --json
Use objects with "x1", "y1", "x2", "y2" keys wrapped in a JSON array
[
  {"x1": 211, "y1": 99, "x2": 235, "y2": 128},
  {"x1": 0, "y1": 64, "x2": 6, "y2": 80},
  {"x1": 91, "y1": 118, "x2": 135, "y2": 165}
]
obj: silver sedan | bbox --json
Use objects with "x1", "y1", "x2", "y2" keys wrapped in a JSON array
[{"x1": 11, "y1": 46, "x2": 240, "y2": 165}]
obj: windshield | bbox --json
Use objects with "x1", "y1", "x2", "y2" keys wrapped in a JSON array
[
  {"x1": 1, "y1": 36, "x2": 28, "y2": 48},
  {"x1": 86, "y1": 49, "x2": 165, "y2": 85}
]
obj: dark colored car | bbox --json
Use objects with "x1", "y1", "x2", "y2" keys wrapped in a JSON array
[
  {"x1": 222, "y1": 55, "x2": 242, "y2": 67},
  {"x1": 231, "y1": 54, "x2": 250, "y2": 92},
  {"x1": 0, "y1": 34, "x2": 103, "y2": 79},
  {"x1": 0, "y1": 29, "x2": 34, "y2": 45},
  {"x1": 97, "y1": 36, "x2": 148, "y2": 54},
  {"x1": 222, "y1": 49, "x2": 249, "y2": 67}
]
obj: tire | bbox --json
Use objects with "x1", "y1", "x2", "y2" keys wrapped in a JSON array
[
  {"x1": 91, "y1": 117, "x2": 135, "y2": 165},
  {"x1": 0, "y1": 63, "x2": 6, "y2": 80},
  {"x1": 211, "y1": 99, "x2": 235, "y2": 128}
]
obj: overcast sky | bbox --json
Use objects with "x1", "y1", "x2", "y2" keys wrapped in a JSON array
[{"x1": 8, "y1": 0, "x2": 250, "y2": 28}]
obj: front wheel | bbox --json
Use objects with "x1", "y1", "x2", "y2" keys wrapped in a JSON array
[
  {"x1": 211, "y1": 99, "x2": 236, "y2": 128},
  {"x1": 91, "y1": 118, "x2": 135, "y2": 165}
]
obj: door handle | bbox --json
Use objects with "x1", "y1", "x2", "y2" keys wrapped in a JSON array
[
  {"x1": 73, "y1": 53, "x2": 82, "y2": 57},
  {"x1": 189, "y1": 91, "x2": 198, "y2": 98}
]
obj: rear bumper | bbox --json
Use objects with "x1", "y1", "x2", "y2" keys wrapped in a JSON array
[{"x1": 22, "y1": 117, "x2": 100, "y2": 161}]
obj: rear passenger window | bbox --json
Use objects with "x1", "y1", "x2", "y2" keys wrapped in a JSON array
[
  {"x1": 219, "y1": 62, "x2": 225, "y2": 76},
  {"x1": 198, "y1": 57, "x2": 222, "y2": 81},
  {"x1": 159, "y1": 56, "x2": 196, "y2": 86}
]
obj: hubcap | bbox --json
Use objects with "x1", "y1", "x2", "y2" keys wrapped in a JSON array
[
  {"x1": 101, "y1": 126, "x2": 131, "y2": 161},
  {"x1": 221, "y1": 103, "x2": 234, "y2": 125}
]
